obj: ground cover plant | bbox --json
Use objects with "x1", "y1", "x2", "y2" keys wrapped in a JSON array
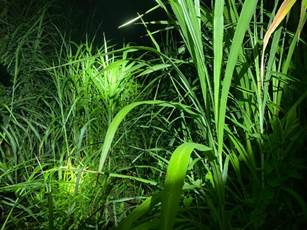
[{"x1": 0, "y1": 0, "x2": 307, "y2": 229}]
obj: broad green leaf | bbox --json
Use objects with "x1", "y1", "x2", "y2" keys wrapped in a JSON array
[{"x1": 160, "y1": 142, "x2": 211, "y2": 230}]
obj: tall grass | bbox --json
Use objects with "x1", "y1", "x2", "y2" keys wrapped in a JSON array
[
  {"x1": 0, "y1": 0, "x2": 306, "y2": 229},
  {"x1": 0, "y1": 2, "x2": 153, "y2": 228},
  {"x1": 106, "y1": 0, "x2": 307, "y2": 229}
]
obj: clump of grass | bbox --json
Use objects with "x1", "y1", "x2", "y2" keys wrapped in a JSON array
[
  {"x1": 104, "y1": 0, "x2": 307, "y2": 229},
  {"x1": 0, "y1": 2, "x2": 151, "y2": 228},
  {"x1": 1, "y1": 0, "x2": 306, "y2": 229}
]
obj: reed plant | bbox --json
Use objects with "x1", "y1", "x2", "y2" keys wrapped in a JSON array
[
  {"x1": 0, "y1": 0, "x2": 306, "y2": 229},
  {"x1": 104, "y1": 0, "x2": 307, "y2": 229}
]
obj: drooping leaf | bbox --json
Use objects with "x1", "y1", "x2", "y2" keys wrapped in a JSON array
[
  {"x1": 261, "y1": 0, "x2": 296, "y2": 87},
  {"x1": 98, "y1": 100, "x2": 197, "y2": 173}
]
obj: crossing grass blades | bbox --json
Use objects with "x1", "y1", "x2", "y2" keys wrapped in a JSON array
[{"x1": 0, "y1": 0, "x2": 307, "y2": 229}]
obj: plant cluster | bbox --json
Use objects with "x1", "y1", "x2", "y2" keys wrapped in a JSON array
[{"x1": 0, "y1": 0, "x2": 306, "y2": 229}]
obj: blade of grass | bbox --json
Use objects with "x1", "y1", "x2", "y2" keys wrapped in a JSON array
[
  {"x1": 274, "y1": 0, "x2": 306, "y2": 114},
  {"x1": 261, "y1": 0, "x2": 296, "y2": 89},
  {"x1": 118, "y1": 197, "x2": 153, "y2": 230},
  {"x1": 98, "y1": 100, "x2": 197, "y2": 173},
  {"x1": 218, "y1": 0, "x2": 258, "y2": 166},
  {"x1": 296, "y1": 0, "x2": 307, "y2": 40},
  {"x1": 160, "y1": 142, "x2": 211, "y2": 230},
  {"x1": 168, "y1": 0, "x2": 212, "y2": 108},
  {"x1": 109, "y1": 173, "x2": 157, "y2": 186},
  {"x1": 213, "y1": 0, "x2": 225, "y2": 133}
]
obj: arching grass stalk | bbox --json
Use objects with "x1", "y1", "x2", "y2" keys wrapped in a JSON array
[{"x1": 97, "y1": 100, "x2": 198, "y2": 173}]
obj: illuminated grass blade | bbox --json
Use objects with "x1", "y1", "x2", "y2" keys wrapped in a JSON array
[
  {"x1": 168, "y1": 0, "x2": 212, "y2": 107},
  {"x1": 109, "y1": 173, "x2": 157, "y2": 186},
  {"x1": 217, "y1": 0, "x2": 258, "y2": 165},
  {"x1": 213, "y1": 0, "x2": 224, "y2": 131},
  {"x1": 160, "y1": 142, "x2": 211, "y2": 230},
  {"x1": 98, "y1": 101, "x2": 197, "y2": 173}
]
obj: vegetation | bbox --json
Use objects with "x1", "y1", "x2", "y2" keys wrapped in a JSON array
[{"x1": 0, "y1": 0, "x2": 306, "y2": 229}]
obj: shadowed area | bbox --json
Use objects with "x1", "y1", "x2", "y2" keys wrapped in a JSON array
[
  {"x1": 0, "y1": 64, "x2": 11, "y2": 87},
  {"x1": 62, "y1": 0, "x2": 157, "y2": 44}
]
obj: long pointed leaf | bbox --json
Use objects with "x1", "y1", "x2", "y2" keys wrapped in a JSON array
[
  {"x1": 213, "y1": 0, "x2": 225, "y2": 129},
  {"x1": 160, "y1": 142, "x2": 211, "y2": 230},
  {"x1": 98, "y1": 101, "x2": 197, "y2": 173},
  {"x1": 261, "y1": 0, "x2": 296, "y2": 87},
  {"x1": 218, "y1": 0, "x2": 258, "y2": 166}
]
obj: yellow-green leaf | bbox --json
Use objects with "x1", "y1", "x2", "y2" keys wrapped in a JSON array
[{"x1": 261, "y1": 0, "x2": 296, "y2": 87}]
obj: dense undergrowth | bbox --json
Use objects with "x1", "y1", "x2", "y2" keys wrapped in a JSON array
[{"x1": 0, "y1": 0, "x2": 307, "y2": 229}]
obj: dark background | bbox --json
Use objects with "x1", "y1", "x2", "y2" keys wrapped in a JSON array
[
  {"x1": 61, "y1": 0, "x2": 212, "y2": 44},
  {"x1": 63, "y1": 0, "x2": 159, "y2": 44}
]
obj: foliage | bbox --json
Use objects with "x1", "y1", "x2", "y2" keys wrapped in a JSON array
[{"x1": 0, "y1": 0, "x2": 306, "y2": 229}]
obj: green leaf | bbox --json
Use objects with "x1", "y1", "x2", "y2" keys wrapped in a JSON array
[
  {"x1": 213, "y1": 0, "x2": 225, "y2": 128},
  {"x1": 118, "y1": 197, "x2": 153, "y2": 230},
  {"x1": 168, "y1": 0, "x2": 212, "y2": 107},
  {"x1": 297, "y1": 0, "x2": 307, "y2": 40},
  {"x1": 98, "y1": 101, "x2": 197, "y2": 173},
  {"x1": 109, "y1": 173, "x2": 157, "y2": 186},
  {"x1": 218, "y1": 0, "x2": 258, "y2": 165},
  {"x1": 160, "y1": 142, "x2": 211, "y2": 230}
]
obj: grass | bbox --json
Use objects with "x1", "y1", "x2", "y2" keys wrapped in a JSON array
[{"x1": 0, "y1": 0, "x2": 307, "y2": 229}]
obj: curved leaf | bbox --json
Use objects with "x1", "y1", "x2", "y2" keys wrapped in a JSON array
[
  {"x1": 160, "y1": 142, "x2": 211, "y2": 230},
  {"x1": 261, "y1": 0, "x2": 296, "y2": 87},
  {"x1": 98, "y1": 100, "x2": 197, "y2": 173}
]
